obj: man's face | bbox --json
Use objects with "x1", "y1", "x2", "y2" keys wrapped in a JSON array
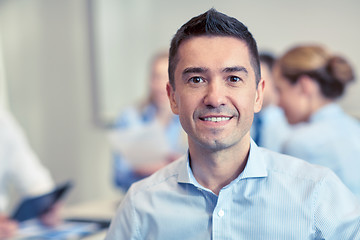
[{"x1": 167, "y1": 36, "x2": 264, "y2": 152}]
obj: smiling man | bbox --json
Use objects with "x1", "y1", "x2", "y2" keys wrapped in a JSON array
[
  {"x1": 106, "y1": 9, "x2": 360, "y2": 239},
  {"x1": 168, "y1": 35, "x2": 263, "y2": 196}
]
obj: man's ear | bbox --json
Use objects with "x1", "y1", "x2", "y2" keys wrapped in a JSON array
[
  {"x1": 254, "y1": 78, "x2": 265, "y2": 113},
  {"x1": 166, "y1": 82, "x2": 179, "y2": 115}
]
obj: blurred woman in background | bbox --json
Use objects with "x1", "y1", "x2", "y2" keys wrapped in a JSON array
[
  {"x1": 109, "y1": 51, "x2": 186, "y2": 192},
  {"x1": 274, "y1": 45, "x2": 360, "y2": 197}
]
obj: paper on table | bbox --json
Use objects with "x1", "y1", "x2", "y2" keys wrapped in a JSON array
[
  {"x1": 108, "y1": 121, "x2": 172, "y2": 167},
  {"x1": 13, "y1": 218, "x2": 103, "y2": 240}
]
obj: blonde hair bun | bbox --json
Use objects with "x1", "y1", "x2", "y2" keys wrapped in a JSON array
[{"x1": 327, "y1": 56, "x2": 354, "y2": 84}]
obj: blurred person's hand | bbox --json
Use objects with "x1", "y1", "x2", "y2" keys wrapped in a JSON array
[
  {"x1": 166, "y1": 153, "x2": 182, "y2": 163},
  {"x1": 134, "y1": 153, "x2": 181, "y2": 177},
  {"x1": 39, "y1": 202, "x2": 63, "y2": 227},
  {"x1": 134, "y1": 161, "x2": 169, "y2": 177},
  {"x1": 0, "y1": 215, "x2": 18, "y2": 239}
]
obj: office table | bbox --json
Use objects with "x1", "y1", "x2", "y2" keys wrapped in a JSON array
[
  {"x1": 62, "y1": 196, "x2": 123, "y2": 239},
  {"x1": 13, "y1": 195, "x2": 123, "y2": 239}
]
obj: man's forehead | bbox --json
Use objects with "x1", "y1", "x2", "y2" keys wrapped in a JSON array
[
  {"x1": 179, "y1": 36, "x2": 249, "y2": 57},
  {"x1": 176, "y1": 36, "x2": 254, "y2": 74}
]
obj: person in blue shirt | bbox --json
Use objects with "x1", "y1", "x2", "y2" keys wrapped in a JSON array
[
  {"x1": 106, "y1": 9, "x2": 360, "y2": 239},
  {"x1": 251, "y1": 52, "x2": 290, "y2": 152},
  {"x1": 273, "y1": 44, "x2": 360, "y2": 197},
  {"x1": 109, "y1": 51, "x2": 186, "y2": 192}
]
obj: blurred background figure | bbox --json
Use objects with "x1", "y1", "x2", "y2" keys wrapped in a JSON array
[
  {"x1": 108, "y1": 50, "x2": 186, "y2": 192},
  {"x1": 251, "y1": 52, "x2": 290, "y2": 152},
  {"x1": 0, "y1": 107, "x2": 60, "y2": 238},
  {"x1": 274, "y1": 44, "x2": 360, "y2": 197}
]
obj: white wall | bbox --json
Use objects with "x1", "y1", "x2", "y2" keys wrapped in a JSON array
[
  {"x1": 0, "y1": 33, "x2": 8, "y2": 108},
  {"x1": 0, "y1": 0, "x2": 120, "y2": 205},
  {"x1": 0, "y1": 0, "x2": 359, "y2": 205}
]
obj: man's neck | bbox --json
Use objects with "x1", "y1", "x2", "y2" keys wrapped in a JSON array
[{"x1": 188, "y1": 138, "x2": 250, "y2": 195}]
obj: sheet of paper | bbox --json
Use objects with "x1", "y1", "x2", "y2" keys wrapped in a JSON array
[{"x1": 108, "y1": 121, "x2": 172, "y2": 167}]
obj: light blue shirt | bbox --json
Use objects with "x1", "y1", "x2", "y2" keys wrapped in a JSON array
[
  {"x1": 112, "y1": 104, "x2": 185, "y2": 191},
  {"x1": 251, "y1": 104, "x2": 291, "y2": 152},
  {"x1": 106, "y1": 141, "x2": 360, "y2": 239},
  {"x1": 282, "y1": 103, "x2": 360, "y2": 197}
]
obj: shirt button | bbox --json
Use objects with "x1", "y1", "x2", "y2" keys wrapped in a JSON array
[{"x1": 218, "y1": 209, "x2": 224, "y2": 217}]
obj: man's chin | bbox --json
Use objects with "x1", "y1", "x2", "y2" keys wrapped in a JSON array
[{"x1": 196, "y1": 138, "x2": 234, "y2": 152}]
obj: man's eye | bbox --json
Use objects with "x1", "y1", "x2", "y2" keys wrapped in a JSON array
[
  {"x1": 189, "y1": 76, "x2": 204, "y2": 84},
  {"x1": 228, "y1": 76, "x2": 242, "y2": 82}
]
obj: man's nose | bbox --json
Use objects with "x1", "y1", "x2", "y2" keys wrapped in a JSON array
[{"x1": 203, "y1": 80, "x2": 226, "y2": 108}]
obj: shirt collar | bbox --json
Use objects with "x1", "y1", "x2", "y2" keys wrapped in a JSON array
[
  {"x1": 177, "y1": 140, "x2": 268, "y2": 186},
  {"x1": 177, "y1": 151, "x2": 191, "y2": 184},
  {"x1": 238, "y1": 139, "x2": 268, "y2": 180}
]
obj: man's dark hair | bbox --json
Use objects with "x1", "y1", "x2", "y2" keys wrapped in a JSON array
[{"x1": 168, "y1": 8, "x2": 260, "y2": 89}]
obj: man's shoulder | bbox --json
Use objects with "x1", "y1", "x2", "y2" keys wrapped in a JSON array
[
  {"x1": 259, "y1": 147, "x2": 331, "y2": 183},
  {"x1": 128, "y1": 156, "x2": 186, "y2": 196}
]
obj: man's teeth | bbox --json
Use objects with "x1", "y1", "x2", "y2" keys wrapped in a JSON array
[{"x1": 203, "y1": 117, "x2": 230, "y2": 122}]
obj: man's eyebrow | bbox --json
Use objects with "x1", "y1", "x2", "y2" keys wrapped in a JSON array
[
  {"x1": 222, "y1": 66, "x2": 248, "y2": 75},
  {"x1": 182, "y1": 67, "x2": 208, "y2": 75}
]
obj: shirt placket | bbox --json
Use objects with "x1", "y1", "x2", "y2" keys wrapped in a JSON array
[{"x1": 212, "y1": 186, "x2": 232, "y2": 240}]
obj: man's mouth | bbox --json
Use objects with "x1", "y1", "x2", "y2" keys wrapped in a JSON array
[{"x1": 200, "y1": 116, "x2": 232, "y2": 122}]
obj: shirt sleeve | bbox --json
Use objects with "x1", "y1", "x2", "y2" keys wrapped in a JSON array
[
  {"x1": 4, "y1": 111, "x2": 54, "y2": 197},
  {"x1": 106, "y1": 189, "x2": 141, "y2": 240},
  {"x1": 314, "y1": 170, "x2": 360, "y2": 239}
]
